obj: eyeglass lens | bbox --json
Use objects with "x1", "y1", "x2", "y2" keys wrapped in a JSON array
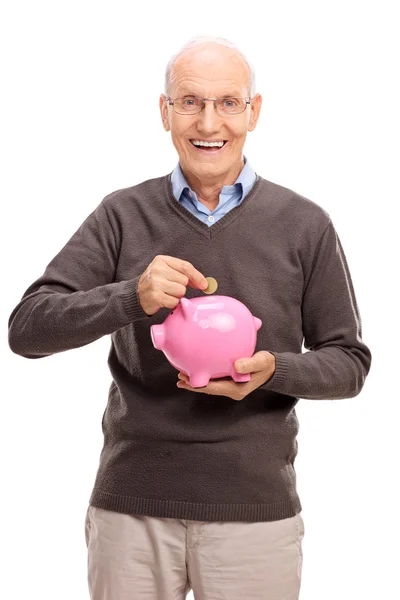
[{"x1": 173, "y1": 96, "x2": 247, "y2": 115}]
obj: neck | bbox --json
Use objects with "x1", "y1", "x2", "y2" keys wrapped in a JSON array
[{"x1": 181, "y1": 157, "x2": 245, "y2": 210}]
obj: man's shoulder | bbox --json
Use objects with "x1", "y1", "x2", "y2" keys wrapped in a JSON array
[
  {"x1": 258, "y1": 175, "x2": 331, "y2": 226},
  {"x1": 101, "y1": 174, "x2": 170, "y2": 210}
]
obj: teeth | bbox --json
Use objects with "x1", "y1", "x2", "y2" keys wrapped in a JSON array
[{"x1": 191, "y1": 140, "x2": 225, "y2": 147}]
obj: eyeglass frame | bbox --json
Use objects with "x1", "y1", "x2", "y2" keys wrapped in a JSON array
[{"x1": 165, "y1": 95, "x2": 252, "y2": 115}]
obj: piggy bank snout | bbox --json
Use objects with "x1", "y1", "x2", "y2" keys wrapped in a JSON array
[{"x1": 150, "y1": 324, "x2": 165, "y2": 350}]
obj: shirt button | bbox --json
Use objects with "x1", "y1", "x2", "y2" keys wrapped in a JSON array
[{"x1": 208, "y1": 215, "x2": 215, "y2": 223}]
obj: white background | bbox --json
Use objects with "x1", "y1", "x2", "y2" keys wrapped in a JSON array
[{"x1": 1, "y1": 1, "x2": 398, "y2": 598}]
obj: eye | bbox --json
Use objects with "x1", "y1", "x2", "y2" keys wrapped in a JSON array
[
  {"x1": 223, "y1": 98, "x2": 240, "y2": 107},
  {"x1": 183, "y1": 96, "x2": 197, "y2": 106}
]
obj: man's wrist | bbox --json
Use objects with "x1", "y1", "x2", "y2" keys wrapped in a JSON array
[{"x1": 266, "y1": 353, "x2": 276, "y2": 382}]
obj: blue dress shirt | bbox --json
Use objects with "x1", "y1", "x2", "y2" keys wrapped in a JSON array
[{"x1": 170, "y1": 155, "x2": 257, "y2": 226}]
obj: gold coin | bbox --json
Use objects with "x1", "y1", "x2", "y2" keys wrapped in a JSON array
[{"x1": 203, "y1": 276, "x2": 218, "y2": 294}]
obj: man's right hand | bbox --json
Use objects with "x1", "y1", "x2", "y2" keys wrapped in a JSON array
[{"x1": 137, "y1": 255, "x2": 208, "y2": 316}]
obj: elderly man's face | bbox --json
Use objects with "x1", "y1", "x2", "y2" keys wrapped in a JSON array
[{"x1": 160, "y1": 44, "x2": 262, "y2": 184}]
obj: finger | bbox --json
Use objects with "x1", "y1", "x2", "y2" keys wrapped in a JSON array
[
  {"x1": 163, "y1": 263, "x2": 191, "y2": 288},
  {"x1": 195, "y1": 380, "x2": 244, "y2": 401},
  {"x1": 178, "y1": 378, "x2": 228, "y2": 396},
  {"x1": 177, "y1": 380, "x2": 213, "y2": 394},
  {"x1": 157, "y1": 278, "x2": 187, "y2": 299},
  {"x1": 157, "y1": 292, "x2": 184, "y2": 310},
  {"x1": 163, "y1": 256, "x2": 208, "y2": 290}
]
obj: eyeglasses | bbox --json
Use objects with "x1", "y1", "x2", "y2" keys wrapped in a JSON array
[{"x1": 166, "y1": 95, "x2": 251, "y2": 116}]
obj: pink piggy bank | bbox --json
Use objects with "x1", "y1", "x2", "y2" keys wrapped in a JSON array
[{"x1": 150, "y1": 295, "x2": 262, "y2": 388}]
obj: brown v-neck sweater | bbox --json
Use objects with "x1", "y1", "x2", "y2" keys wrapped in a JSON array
[{"x1": 8, "y1": 173, "x2": 372, "y2": 521}]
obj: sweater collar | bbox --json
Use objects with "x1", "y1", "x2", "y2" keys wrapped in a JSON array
[{"x1": 165, "y1": 168, "x2": 262, "y2": 240}]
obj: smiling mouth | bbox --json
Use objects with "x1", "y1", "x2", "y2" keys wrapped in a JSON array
[{"x1": 189, "y1": 140, "x2": 228, "y2": 152}]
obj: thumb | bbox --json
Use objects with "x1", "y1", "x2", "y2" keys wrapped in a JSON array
[
  {"x1": 235, "y1": 351, "x2": 270, "y2": 373},
  {"x1": 234, "y1": 357, "x2": 254, "y2": 373}
]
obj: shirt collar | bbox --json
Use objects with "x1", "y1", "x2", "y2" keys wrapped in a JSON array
[{"x1": 170, "y1": 155, "x2": 255, "y2": 202}]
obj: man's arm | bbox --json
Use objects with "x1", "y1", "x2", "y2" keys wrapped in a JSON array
[
  {"x1": 260, "y1": 220, "x2": 372, "y2": 400},
  {"x1": 8, "y1": 200, "x2": 148, "y2": 359}
]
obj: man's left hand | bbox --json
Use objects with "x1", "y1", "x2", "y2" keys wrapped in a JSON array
[{"x1": 177, "y1": 351, "x2": 276, "y2": 401}]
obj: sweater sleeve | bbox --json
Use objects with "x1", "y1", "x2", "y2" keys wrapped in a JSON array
[
  {"x1": 260, "y1": 220, "x2": 372, "y2": 399},
  {"x1": 8, "y1": 200, "x2": 149, "y2": 359}
]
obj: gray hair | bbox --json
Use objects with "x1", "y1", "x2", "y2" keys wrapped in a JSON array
[{"x1": 164, "y1": 35, "x2": 256, "y2": 98}]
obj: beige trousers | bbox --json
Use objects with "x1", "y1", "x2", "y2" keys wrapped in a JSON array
[{"x1": 85, "y1": 505, "x2": 304, "y2": 599}]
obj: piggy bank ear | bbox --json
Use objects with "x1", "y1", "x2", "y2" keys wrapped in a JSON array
[
  {"x1": 254, "y1": 317, "x2": 262, "y2": 331},
  {"x1": 180, "y1": 297, "x2": 196, "y2": 321}
]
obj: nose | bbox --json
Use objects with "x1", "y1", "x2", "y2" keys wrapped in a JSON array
[{"x1": 196, "y1": 99, "x2": 222, "y2": 133}]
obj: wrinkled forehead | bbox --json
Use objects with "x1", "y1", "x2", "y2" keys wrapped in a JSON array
[
  {"x1": 170, "y1": 47, "x2": 249, "y2": 97},
  {"x1": 174, "y1": 83, "x2": 246, "y2": 97}
]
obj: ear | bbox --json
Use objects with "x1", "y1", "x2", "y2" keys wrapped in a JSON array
[
  {"x1": 247, "y1": 93, "x2": 262, "y2": 132},
  {"x1": 159, "y1": 94, "x2": 171, "y2": 132}
]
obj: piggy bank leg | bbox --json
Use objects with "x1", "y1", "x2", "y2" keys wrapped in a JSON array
[
  {"x1": 189, "y1": 373, "x2": 211, "y2": 388},
  {"x1": 231, "y1": 369, "x2": 251, "y2": 383}
]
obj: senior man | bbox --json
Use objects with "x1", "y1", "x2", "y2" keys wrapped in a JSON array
[{"x1": 8, "y1": 36, "x2": 371, "y2": 599}]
